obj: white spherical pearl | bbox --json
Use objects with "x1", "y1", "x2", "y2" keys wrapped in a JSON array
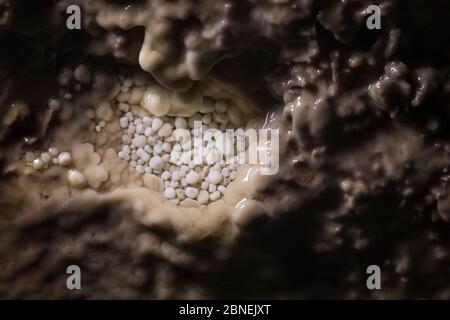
[
  {"x1": 174, "y1": 117, "x2": 188, "y2": 129},
  {"x1": 141, "y1": 87, "x2": 170, "y2": 117},
  {"x1": 158, "y1": 123, "x2": 173, "y2": 137},
  {"x1": 142, "y1": 116, "x2": 152, "y2": 126},
  {"x1": 132, "y1": 135, "x2": 147, "y2": 148},
  {"x1": 32, "y1": 158, "x2": 44, "y2": 170},
  {"x1": 185, "y1": 187, "x2": 199, "y2": 199}
]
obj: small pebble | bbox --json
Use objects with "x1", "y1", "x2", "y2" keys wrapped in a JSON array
[
  {"x1": 48, "y1": 147, "x2": 59, "y2": 157},
  {"x1": 185, "y1": 187, "x2": 199, "y2": 199},
  {"x1": 32, "y1": 158, "x2": 44, "y2": 170},
  {"x1": 197, "y1": 190, "x2": 209, "y2": 204},
  {"x1": 207, "y1": 170, "x2": 223, "y2": 184},
  {"x1": 40, "y1": 152, "x2": 52, "y2": 164},
  {"x1": 58, "y1": 152, "x2": 72, "y2": 166},
  {"x1": 152, "y1": 118, "x2": 163, "y2": 131},
  {"x1": 210, "y1": 191, "x2": 221, "y2": 202},
  {"x1": 67, "y1": 169, "x2": 86, "y2": 188},
  {"x1": 74, "y1": 65, "x2": 92, "y2": 84},
  {"x1": 149, "y1": 156, "x2": 165, "y2": 170},
  {"x1": 164, "y1": 187, "x2": 176, "y2": 199},
  {"x1": 186, "y1": 171, "x2": 200, "y2": 185},
  {"x1": 174, "y1": 117, "x2": 187, "y2": 129}
]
